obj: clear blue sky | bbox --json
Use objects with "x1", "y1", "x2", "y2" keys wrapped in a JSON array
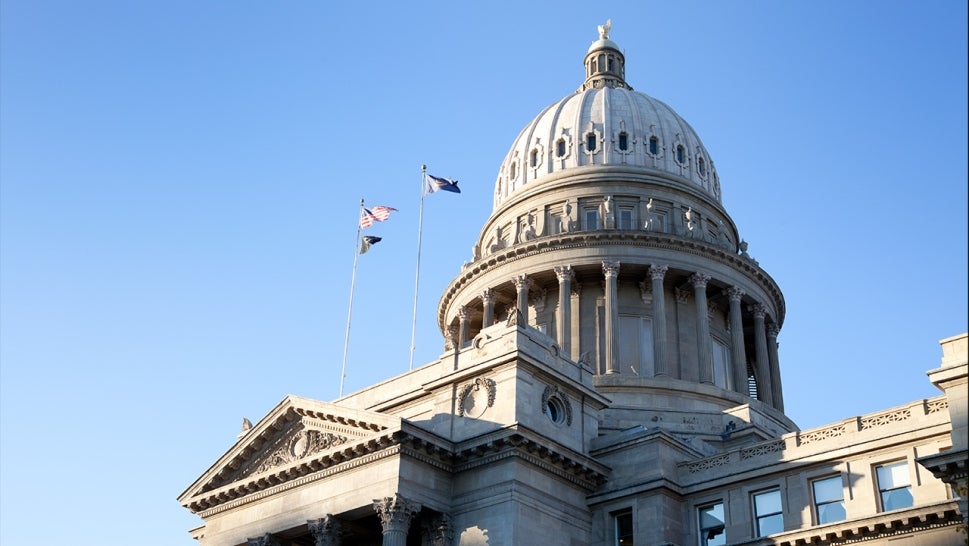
[{"x1": 1, "y1": 1, "x2": 966, "y2": 543}]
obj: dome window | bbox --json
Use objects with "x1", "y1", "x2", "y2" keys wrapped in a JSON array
[
  {"x1": 509, "y1": 161, "x2": 518, "y2": 180},
  {"x1": 556, "y1": 138, "x2": 567, "y2": 158},
  {"x1": 530, "y1": 149, "x2": 538, "y2": 167},
  {"x1": 697, "y1": 156, "x2": 707, "y2": 177},
  {"x1": 648, "y1": 136, "x2": 659, "y2": 156},
  {"x1": 586, "y1": 132, "x2": 597, "y2": 152},
  {"x1": 618, "y1": 132, "x2": 629, "y2": 151},
  {"x1": 675, "y1": 144, "x2": 686, "y2": 165}
]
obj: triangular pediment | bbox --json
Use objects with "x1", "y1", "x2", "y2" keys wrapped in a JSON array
[{"x1": 178, "y1": 395, "x2": 403, "y2": 510}]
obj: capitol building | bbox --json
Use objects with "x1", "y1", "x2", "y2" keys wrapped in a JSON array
[{"x1": 179, "y1": 24, "x2": 967, "y2": 546}]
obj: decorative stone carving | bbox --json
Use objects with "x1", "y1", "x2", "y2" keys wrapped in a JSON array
[
  {"x1": 542, "y1": 385, "x2": 574, "y2": 426},
  {"x1": 256, "y1": 429, "x2": 349, "y2": 474},
  {"x1": 373, "y1": 494, "x2": 421, "y2": 536},
  {"x1": 530, "y1": 287, "x2": 548, "y2": 312},
  {"x1": 727, "y1": 286, "x2": 745, "y2": 302},
  {"x1": 638, "y1": 279, "x2": 652, "y2": 304},
  {"x1": 602, "y1": 260, "x2": 620, "y2": 278},
  {"x1": 601, "y1": 195, "x2": 616, "y2": 229},
  {"x1": 739, "y1": 239, "x2": 758, "y2": 264},
  {"x1": 649, "y1": 264, "x2": 668, "y2": 281},
  {"x1": 675, "y1": 287, "x2": 691, "y2": 304},
  {"x1": 562, "y1": 200, "x2": 577, "y2": 233},
  {"x1": 308, "y1": 515, "x2": 342, "y2": 546},
  {"x1": 248, "y1": 534, "x2": 281, "y2": 546},
  {"x1": 423, "y1": 513, "x2": 454, "y2": 546},
  {"x1": 689, "y1": 272, "x2": 711, "y2": 289},
  {"x1": 458, "y1": 377, "x2": 497, "y2": 418}
]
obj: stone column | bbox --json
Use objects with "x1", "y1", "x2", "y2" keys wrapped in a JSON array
[
  {"x1": 690, "y1": 273, "x2": 713, "y2": 384},
  {"x1": 649, "y1": 264, "x2": 669, "y2": 376},
  {"x1": 750, "y1": 303, "x2": 774, "y2": 407},
  {"x1": 481, "y1": 288, "x2": 494, "y2": 329},
  {"x1": 602, "y1": 261, "x2": 620, "y2": 374},
  {"x1": 457, "y1": 306, "x2": 470, "y2": 348},
  {"x1": 512, "y1": 274, "x2": 530, "y2": 324},
  {"x1": 373, "y1": 494, "x2": 421, "y2": 546},
  {"x1": 554, "y1": 265, "x2": 573, "y2": 355},
  {"x1": 570, "y1": 283, "x2": 582, "y2": 362},
  {"x1": 247, "y1": 535, "x2": 281, "y2": 546},
  {"x1": 422, "y1": 513, "x2": 453, "y2": 546},
  {"x1": 767, "y1": 324, "x2": 784, "y2": 411},
  {"x1": 308, "y1": 515, "x2": 342, "y2": 546},
  {"x1": 727, "y1": 287, "x2": 747, "y2": 394}
]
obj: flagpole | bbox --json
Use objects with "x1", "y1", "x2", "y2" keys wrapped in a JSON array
[
  {"x1": 340, "y1": 198, "x2": 365, "y2": 397},
  {"x1": 409, "y1": 165, "x2": 427, "y2": 370}
]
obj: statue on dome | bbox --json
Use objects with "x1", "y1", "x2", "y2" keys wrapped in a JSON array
[
  {"x1": 598, "y1": 19, "x2": 612, "y2": 40},
  {"x1": 562, "y1": 201, "x2": 576, "y2": 233},
  {"x1": 644, "y1": 198, "x2": 656, "y2": 231},
  {"x1": 739, "y1": 239, "x2": 759, "y2": 265},
  {"x1": 601, "y1": 195, "x2": 616, "y2": 229}
]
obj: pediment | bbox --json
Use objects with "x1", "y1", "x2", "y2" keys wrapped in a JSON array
[{"x1": 179, "y1": 395, "x2": 402, "y2": 509}]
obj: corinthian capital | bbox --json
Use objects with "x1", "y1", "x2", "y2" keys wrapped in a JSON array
[
  {"x1": 308, "y1": 516, "x2": 342, "y2": 546},
  {"x1": 602, "y1": 260, "x2": 620, "y2": 278},
  {"x1": 749, "y1": 303, "x2": 767, "y2": 320},
  {"x1": 373, "y1": 494, "x2": 422, "y2": 534},
  {"x1": 457, "y1": 306, "x2": 469, "y2": 321},
  {"x1": 648, "y1": 264, "x2": 668, "y2": 280},
  {"x1": 553, "y1": 265, "x2": 573, "y2": 283},
  {"x1": 727, "y1": 286, "x2": 745, "y2": 302},
  {"x1": 511, "y1": 274, "x2": 530, "y2": 291},
  {"x1": 480, "y1": 288, "x2": 494, "y2": 304},
  {"x1": 689, "y1": 272, "x2": 711, "y2": 289}
]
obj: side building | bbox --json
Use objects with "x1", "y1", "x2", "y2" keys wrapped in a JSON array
[{"x1": 179, "y1": 24, "x2": 967, "y2": 546}]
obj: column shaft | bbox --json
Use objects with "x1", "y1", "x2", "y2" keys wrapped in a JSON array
[
  {"x1": 554, "y1": 266, "x2": 572, "y2": 355},
  {"x1": 691, "y1": 273, "x2": 713, "y2": 384},
  {"x1": 457, "y1": 306, "x2": 469, "y2": 348},
  {"x1": 751, "y1": 304, "x2": 774, "y2": 406},
  {"x1": 481, "y1": 288, "x2": 494, "y2": 329},
  {"x1": 767, "y1": 325, "x2": 784, "y2": 411},
  {"x1": 512, "y1": 275, "x2": 529, "y2": 324},
  {"x1": 728, "y1": 287, "x2": 747, "y2": 394},
  {"x1": 602, "y1": 261, "x2": 620, "y2": 374},
  {"x1": 649, "y1": 265, "x2": 669, "y2": 376}
]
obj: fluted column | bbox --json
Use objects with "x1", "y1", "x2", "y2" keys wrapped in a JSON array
[
  {"x1": 457, "y1": 306, "x2": 470, "y2": 347},
  {"x1": 602, "y1": 261, "x2": 620, "y2": 374},
  {"x1": 649, "y1": 264, "x2": 669, "y2": 376},
  {"x1": 373, "y1": 494, "x2": 421, "y2": 546},
  {"x1": 512, "y1": 274, "x2": 530, "y2": 324},
  {"x1": 767, "y1": 324, "x2": 784, "y2": 411},
  {"x1": 308, "y1": 515, "x2": 342, "y2": 546},
  {"x1": 727, "y1": 287, "x2": 747, "y2": 394},
  {"x1": 553, "y1": 265, "x2": 573, "y2": 354},
  {"x1": 750, "y1": 303, "x2": 774, "y2": 407},
  {"x1": 690, "y1": 273, "x2": 713, "y2": 384},
  {"x1": 570, "y1": 283, "x2": 582, "y2": 361},
  {"x1": 481, "y1": 288, "x2": 494, "y2": 329}
]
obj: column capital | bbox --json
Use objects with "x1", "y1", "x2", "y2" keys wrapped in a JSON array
[
  {"x1": 727, "y1": 286, "x2": 745, "y2": 302},
  {"x1": 308, "y1": 516, "x2": 342, "y2": 546},
  {"x1": 689, "y1": 272, "x2": 711, "y2": 289},
  {"x1": 480, "y1": 287, "x2": 494, "y2": 303},
  {"x1": 749, "y1": 302, "x2": 767, "y2": 320},
  {"x1": 767, "y1": 324, "x2": 779, "y2": 338},
  {"x1": 511, "y1": 274, "x2": 531, "y2": 290},
  {"x1": 422, "y1": 513, "x2": 454, "y2": 546},
  {"x1": 648, "y1": 263, "x2": 668, "y2": 280},
  {"x1": 457, "y1": 306, "x2": 469, "y2": 321},
  {"x1": 553, "y1": 264, "x2": 573, "y2": 282},
  {"x1": 373, "y1": 494, "x2": 422, "y2": 535},
  {"x1": 602, "y1": 260, "x2": 620, "y2": 278}
]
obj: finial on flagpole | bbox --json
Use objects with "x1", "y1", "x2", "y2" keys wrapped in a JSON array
[{"x1": 421, "y1": 164, "x2": 427, "y2": 172}]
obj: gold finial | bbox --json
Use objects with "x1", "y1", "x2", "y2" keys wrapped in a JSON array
[{"x1": 597, "y1": 19, "x2": 612, "y2": 40}]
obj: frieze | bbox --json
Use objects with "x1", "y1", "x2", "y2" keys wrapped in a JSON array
[{"x1": 255, "y1": 429, "x2": 349, "y2": 474}]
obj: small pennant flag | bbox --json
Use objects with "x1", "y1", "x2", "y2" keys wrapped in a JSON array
[
  {"x1": 360, "y1": 205, "x2": 398, "y2": 229},
  {"x1": 360, "y1": 235, "x2": 382, "y2": 254},
  {"x1": 424, "y1": 174, "x2": 461, "y2": 195}
]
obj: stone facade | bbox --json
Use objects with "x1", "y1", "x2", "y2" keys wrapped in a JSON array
[{"x1": 180, "y1": 23, "x2": 967, "y2": 546}]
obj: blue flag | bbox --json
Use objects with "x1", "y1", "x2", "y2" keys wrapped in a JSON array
[
  {"x1": 360, "y1": 235, "x2": 382, "y2": 254},
  {"x1": 425, "y1": 174, "x2": 461, "y2": 195}
]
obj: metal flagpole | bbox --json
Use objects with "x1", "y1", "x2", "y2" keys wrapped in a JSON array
[
  {"x1": 340, "y1": 198, "x2": 365, "y2": 396},
  {"x1": 408, "y1": 165, "x2": 427, "y2": 370}
]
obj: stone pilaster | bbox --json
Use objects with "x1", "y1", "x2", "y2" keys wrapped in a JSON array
[
  {"x1": 727, "y1": 286, "x2": 747, "y2": 394},
  {"x1": 457, "y1": 306, "x2": 470, "y2": 348},
  {"x1": 602, "y1": 261, "x2": 620, "y2": 374},
  {"x1": 554, "y1": 265, "x2": 573, "y2": 355},
  {"x1": 750, "y1": 303, "x2": 774, "y2": 407},
  {"x1": 373, "y1": 494, "x2": 421, "y2": 546},
  {"x1": 767, "y1": 324, "x2": 784, "y2": 411},
  {"x1": 308, "y1": 515, "x2": 342, "y2": 546},
  {"x1": 649, "y1": 264, "x2": 669, "y2": 376},
  {"x1": 512, "y1": 274, "x2": 530, "y2": 324},
  {"x1": 481, "y1": 288, "x2": 494, "y2": 329},
  {"x1": 690, "y1": 273, "x2": 713, "y2": 384}
]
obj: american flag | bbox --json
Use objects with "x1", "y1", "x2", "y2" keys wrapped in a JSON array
[{"x1": 359, "y1": 205, "x2": 397, "y2": 229}]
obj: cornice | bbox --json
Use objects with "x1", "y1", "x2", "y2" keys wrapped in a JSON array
[{"x1": 439, "y1": 230, "x2": 784, "y2": 331}]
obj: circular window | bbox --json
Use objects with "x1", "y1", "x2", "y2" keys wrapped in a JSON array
[{"x1": 545, "y1": 396, "x2": 566, "y2": 425}]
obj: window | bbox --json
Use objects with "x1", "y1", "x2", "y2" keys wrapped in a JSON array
[
  {"x1": 618, "y1": 132, "x2": 629, "y2": 151},
  {"x1": 620, "y1": 316, "x2": 654, "y2": 376},
  {"x1": 556, "y1": 138, "x2": 567, "y2": 158},
  {"x1": 698, "y1": 503, "x2": 725, "y2": 546},
  {"x1": 619, "y1": 209, "x2": 633, "y2": 230},
  {"x1": 585, "y1": 209, "x2": 600, "y2": 230},
  {"x1": 509, "y1": 161, "x2": 517, "y2": 180},
  {"x1": 698, "y1": 156, "x2": 707, "y2": 177},
  {"x1": 676, "y1": 144, "x2": 686, "y2": 164},
  {"x1": 530, "y1": 148, "x2": 539, "y2": 167},
  {"x1": 753, "y1": 489, "x2": 783, "y2": 537},
  {"x1": 614, "y1": 509, "x2": 633, "y2": 546},
  {"x1": 876, "y1": 461, "x2": 913, "y2": 511},
  {"x1": 648, "y1": 136, "x2": 659, "y2": 155},
  {"x1": 586, "y1": 132, "x2": 598, "y2": 152},
  {"x1": 711, "y1": 339, "x2": 730, "y2": 389},
  {"x1": 812, "y1": 475, "x2": 846, "y2": 524}
]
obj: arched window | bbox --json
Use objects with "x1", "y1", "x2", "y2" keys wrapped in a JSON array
[
  {"x1": 648, "y1": 136, "x2": 659, "y2": 155},
  {"x1": 618, "y1": 132, "x2": 629, "y2": 151},
  {"x1": 530, "y1": 148, "x2": 539, "y2": 168},
  {"x1": 676, "y1": 144, "x2": 686, "y2": 165},
  {"x1": 586, "y1": 133, "x2": 597, "y2": 152},
  {"x1": 509, "y1": 161, "x2": 517, "y2": 180},
  {"x1": 556, "y1": 138, "x2": 567, "y2": 158},
  {"x1": 698, "y1": 156, "x2": 707, "y2": 177}
]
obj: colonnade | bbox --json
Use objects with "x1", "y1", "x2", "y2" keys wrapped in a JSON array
[
  {"x1": 247, "y1": 493, "x2": 450, "y2": 546},
  {"x1": 450, "y1": 261, "x2": 784, "y2": 410}
]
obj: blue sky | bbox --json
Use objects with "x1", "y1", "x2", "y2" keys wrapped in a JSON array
[{"x1": 1, "y1": 1, "x2": 966, "y2": 543}]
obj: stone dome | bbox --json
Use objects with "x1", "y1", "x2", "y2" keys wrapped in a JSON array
[{"x1": 493, "y1": 31, "x2": 720, "y2": 210}]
